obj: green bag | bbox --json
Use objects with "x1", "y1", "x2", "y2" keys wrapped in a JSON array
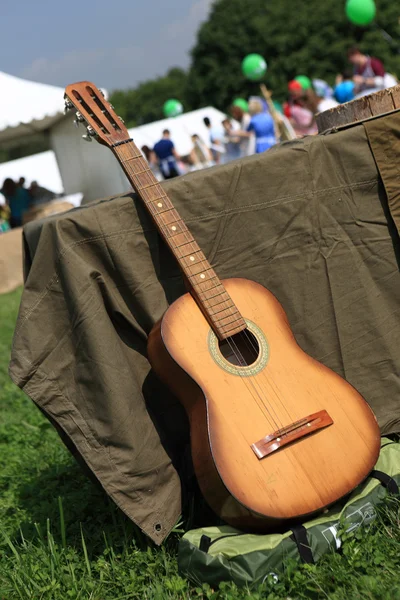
[{"x1": 178, "y1": 438, "x2": 400, "y2": 587}]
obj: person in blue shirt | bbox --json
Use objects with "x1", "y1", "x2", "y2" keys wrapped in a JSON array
[
  {"x1": 153, "y1": 130, "x2": 181, "y2": 180},
  {"x1": 1, "y1": 178, "x2": 31, "y2": 228},
  {"x1": 246, "y1": 100, "x2": 276, "y2": 153},
  {"x1": 232, "y1": 99, "x2": 276, "y2": 154}
]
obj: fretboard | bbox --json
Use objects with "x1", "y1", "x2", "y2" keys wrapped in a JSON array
[{"x1": 113, "y1": 139, "x2": 246, "y2": 340}]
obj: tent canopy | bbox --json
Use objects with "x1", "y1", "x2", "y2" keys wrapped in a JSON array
[{"x1": 0, "y1": 71, "x2": 65, "y2": 145}]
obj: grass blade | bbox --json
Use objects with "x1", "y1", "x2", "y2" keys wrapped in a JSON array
[
  {"x1": 80, "y1": 524, "x2": 92, "y2": 577},
  {"x1": 58, "y1": 496, "x2": 67, "y2": 549}
]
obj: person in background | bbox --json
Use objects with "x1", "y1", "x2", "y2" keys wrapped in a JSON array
[
  {"x1": 153, "y1": 129, "x2": 181, "y2": 180},
  {"x1": 347, "y1": 47, "x2": 385, "y2": 94},
  {"x1": 233, "y1": 99, "x2": 276, "y2": 153},
  {"x1": 29, "y1": 181, "x2": 57, "y2": 205},
  {"x1": 312, "y1": 79, "x2": 338, "y2": 112},
  {"x1": 285, "y1": 81, "x2": 318, "y2": 137},
  {"x1": 203, "y1": 116, "x2": 225, "y2": 164},
  {"x1": 221, "y1": 119, "x2": 241, "y2": 163},
  {"x1": 189, "y1": 134, "x2": 214, "y2": 170},
  {"x1": 230, "y1": 105, "x2": 253, "y2": 157},
  {"x1": 18, "y1": 177, "x2": 26, "y2": 188},
  {"x1": 1, "y1": 178, "x2": 31, "y2": 227},
  {"x1": 141, "y1": 145, "x2": 162, "y2": 180}
]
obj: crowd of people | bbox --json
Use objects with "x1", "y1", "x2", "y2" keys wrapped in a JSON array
[
  {"x1": 0, "y1": 177, "x2": 57, "y2": 228},
  {"x1": 143, "y1": 46, "x2": 398, "y2": 180},
  {"x1": 142, "y1": 97, "x2": 278, "y2": 181}
]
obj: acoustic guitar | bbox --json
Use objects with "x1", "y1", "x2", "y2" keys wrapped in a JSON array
[{"x1": 64, "y1": 82, "x2": 381, "y2": 532}]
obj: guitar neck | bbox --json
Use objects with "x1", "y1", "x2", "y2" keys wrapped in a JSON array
[{"x1": 113, "y1": 139, "x2": 246, "y2": 339}]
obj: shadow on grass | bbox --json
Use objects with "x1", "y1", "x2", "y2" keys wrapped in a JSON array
[{"x1": 12, "y1": 458, "x2": 150, "y2": 558}]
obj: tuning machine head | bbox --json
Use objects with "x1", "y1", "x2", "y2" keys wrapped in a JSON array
[
  {"x1": 74, "y1": 110, "x2": 86, "y2": 126},
  {"x1": 64, "y1": 97, "x2": 74, "y2": 114},
  {"x1": 82, "y1": 125, "x2": 96, "y2": 142}
]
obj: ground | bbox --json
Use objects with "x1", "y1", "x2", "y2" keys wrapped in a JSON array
[{"x1": 1, "y1": 288, "x2": 400, "y2": 599}]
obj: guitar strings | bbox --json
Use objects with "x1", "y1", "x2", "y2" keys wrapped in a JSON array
[{"x1": 118, "y1": 145, "x2": 293, "y2": 432}]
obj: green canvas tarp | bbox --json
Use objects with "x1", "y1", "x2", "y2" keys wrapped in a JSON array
[{"x1": 9, "y1": 111, "x2": 400, "y2": 544}]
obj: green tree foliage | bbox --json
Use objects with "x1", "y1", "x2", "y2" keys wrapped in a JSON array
[
  {"x1": 110, "y1": 67, "x2": 190, "y2": 128},
  {"x1": 109, "y1": 0, "x2": 400, "y2": 122},
  {"x1": 186, "y1": 0, "x2": 400, "y2": 109}
]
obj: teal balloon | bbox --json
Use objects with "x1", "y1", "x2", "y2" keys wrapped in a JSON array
[
  {"x1": 295, "y1": 75, "x2": 312, "y2": 90},
  {"x1": 272, "y1": 100, "x2": 283, "y2": 114},
  {"x1": 242, "y1": 54, "x2": 267, "y2": 81},
  {"x1": 346, "y1": 0, "x2": 376, "y2": 25},
  {"x1": 163, "y1": 99, "x2": 183, "y2": 118},
  {"x1": 233, "y1": 98, "x2": 249, "y2": 111}
]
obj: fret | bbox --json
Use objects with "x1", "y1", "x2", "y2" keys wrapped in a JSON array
[
  {"x1": 130, "y1": 168, "x2": 154, "y2": 176},
  {"x1": 157, "y1": 212, "x2": 184, "y2": 226},
  {"x1": 195, "y1": 288, "x2": 228, "y2": 302},
  {"x1": 187, "y1": 263, "x2": 215, "y2": 277},
  {"x1": 195, "y1": 280, "x2": 222, "y2": 293},
  {"x1": 180, "y1": 249, "x2": 204, "y2": 259},
  {"x1": 150, "y1": 204, "x2": 174, "y2": 215},
  {"x1": 203, "y1": 298, "x2": 234, "y2": 311},
  {"x1": 139, "y1": 181, "x2": 164, "y2": 191},
  {"x1": 121, "y1": 154, "x2": 143, "y2": 162},
  {"x1": 214, "y1": 314, "x2": 243, "y2": 327},
  {"x1": 187, "y1": 266, "x2": 215, "y2": 280},
  {"x1": 210, "y1": 304, "x2": 236, "y2": 316},
  {"x1": 163, "y1": 231, "x2": 192, "y2": 244},
  {"x1": 175, "y1": 241, "x2": 199, "y2": 251}
]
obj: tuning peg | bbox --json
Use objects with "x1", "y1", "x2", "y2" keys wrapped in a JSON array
[
  {"x1": 64, "y1": 98, "x2": 74, "y2": 114},
  {"x1": 109, "y1": 103, "x2": 114, "y2": 109},
  {"x1": 74, "y1": 111, "x2": 85, "y2": 128},
  {"x1": 82, "y1": 125, "x2": 96, "y2": 141},
  {"x1": 119, "y1": 116, "x2": 125, "y2": 123}
]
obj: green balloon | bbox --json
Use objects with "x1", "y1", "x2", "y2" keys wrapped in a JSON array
[
  {"x1": 242, "y1": 54, "x2": 267, "y2": 81},
  {"x1": 163, "y1": 99, "x2": 183, "y2": 118},
  {"x1": 272, "y1": 100, "x2": 283, "y2": 114},
  {"x1": 346, "y1": 0, "x2": 376, "y2": 25},
  {"x1": 233, "y1": 98, "x2": 249, "y2": 111},
  {"x1": 295, "y1": 75, "x2": 312, "y2": 90}
]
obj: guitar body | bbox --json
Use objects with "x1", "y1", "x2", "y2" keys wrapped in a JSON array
[{"x1": 148, "y1": 278, "x2": 380, "y2": 531}]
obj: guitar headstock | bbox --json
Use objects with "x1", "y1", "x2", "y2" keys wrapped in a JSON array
[{"x1": 64, "y1": 81, "x2": 130, "y2": 147}]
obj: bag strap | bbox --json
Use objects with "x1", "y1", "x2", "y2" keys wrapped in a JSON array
[
  {"x1": 199, "y1": 535, "x2": 212, "y2": 553},
  {"x1": 370, "y1": 469, "x2": 399, "y2": 495},
  {"x1": 290, "y1": 525, "x2": 315, "y2": 564}
]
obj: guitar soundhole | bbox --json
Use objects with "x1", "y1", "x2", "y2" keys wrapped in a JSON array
[{"x1": 218, "y1": 329, "x2": 260, "y2": 367}]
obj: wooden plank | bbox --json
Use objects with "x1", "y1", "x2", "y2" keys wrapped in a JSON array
[{"x1": 316, "y1": 84, "x2": 400, "y2": 132}]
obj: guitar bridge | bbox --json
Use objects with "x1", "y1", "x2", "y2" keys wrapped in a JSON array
[{"x1": 251, "y1": 410, "x2": 333, "y2": 459}]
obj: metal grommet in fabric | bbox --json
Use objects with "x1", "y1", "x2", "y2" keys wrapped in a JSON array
[{"x1": 154, "y1": 523, "x2": 162, "y2": 532}]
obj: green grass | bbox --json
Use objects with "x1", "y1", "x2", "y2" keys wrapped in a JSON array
[{"x1": 1, "y1": 289, "x2": 400, "y2": 599}]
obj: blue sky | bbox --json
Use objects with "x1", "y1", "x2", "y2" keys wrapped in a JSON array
[{"x1": 1, "y1": 0, "x2": 213, "y2": 91}]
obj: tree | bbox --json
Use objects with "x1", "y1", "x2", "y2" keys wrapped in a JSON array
[
  {"x1": 110, "y1": 68, "x2": 190, "y2": 128},
  {"x1": 186, "y1": 0, "x2": 400, "y2": 110}
]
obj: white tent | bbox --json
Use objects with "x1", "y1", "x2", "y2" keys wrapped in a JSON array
[
  {"x1": 0, "y1": 150, "x2": 82, "y2": 207},
  {"x1": 0, "y1": 71, "x2": 65, "y2": 145},
  {"x1": 51, "y1": 107, "x2": 228, "y2": 202},
  {"x1": 0, "y1": 150, "x2": 63, "y2": 194}
]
